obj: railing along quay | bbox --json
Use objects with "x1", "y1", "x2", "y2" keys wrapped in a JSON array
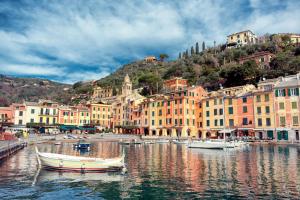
[{"x1": 0, "y1": 140, "x2": 27, "y2": 161}]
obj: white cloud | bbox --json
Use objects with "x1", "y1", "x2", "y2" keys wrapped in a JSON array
[{"x1": 0, "y1": 0, "x2": 299, "y2": 83}]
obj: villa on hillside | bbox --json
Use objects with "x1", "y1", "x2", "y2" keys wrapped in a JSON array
[
  {"x1": 238, "y1": 51, "x2": 275, "y2": 69},
  {"x1": 227, "y1": 30, "x2": 257, "y2": 48}
]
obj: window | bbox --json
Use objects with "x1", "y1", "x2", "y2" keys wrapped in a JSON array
[
  {"x1": 219, "y1": 109, "x2": 223, "y2": 115},
  {"x1": 40, "y1": 117, "x2": 43, "y2": 123},
  {"x1": 159, "y1": 120, "x2": 162, "y2": 126},
  {"x1": 228, "y1": 107, "x2": 233, "y2": 114},
  {"x1": 179, "y1": 119, "x2": 182, "y2": 125},
  {"x1": 206, "y1": 111, "x2": 210, "y2": 117},
  {"x1": 175, "y1": 100, "x2": 177, "y2": 105},
  {"x1": 152, "y1": 111, "x2": 155, "y2": 117},
  {"x1": 258, "y1": 118, "x2": 262, "y2": 126},
  {"x1": 206, "y1": 101, "x2": 209, "y2": 107},
  {"x1": 214, "y1": 99, "x2": 217, "y2": 105},
  {"x1": 265, "y1": 106, "x2": 270, "y2": 114},
  {"x1": 167, "y1": 109, "x2": 170, "y2": 114},
  {"x1": 18, "y1": 120, "x2": 22, "y2": 125},
  {"x1": 265, "y1": 94, "x2": 269, "y2": 102},
  {"x1": 31, "y1": 109, "x2": 35, "y2": 114},
  {"x1": 256, "y1": 95, "x2": 261, "y2": 102},
  {"x1": 186, "y1": 99, "x2": 189, "y2": 104},
  {"x1": 220, "y1": 119, "x2": 224, "y2": 126},
  {"x1": 219, "y1": 99, "x2": 223, "y2": 105},
  {"x1": 180, "y1": 99, "x2": 182, "y2": 104},
  {"x1": 186, "y1": 119, "x2": 189, "y2": 125},
  {"x1": 228, "y1": 98, "x2": 232, "y2": 105},
  {"x1": 266, "y1": 118, "x2": 271, "y2": 126},
  {"x1": 293, "y1": 116, "x2": 299, "y2": 125},
  {"x1": 242, "y1": 97, "x2": 247, "y2": 103},
  {"x1": 30, "y1": 118, "x2": 34, "y2": 123},
  {"x1": 152, "y1": 120, "x2": 155, "y2": 125},
  {"x1": 229, "y1": 119, "x2": 234, "y2": 127},
  {"x1": 175, "y1": 109, "x2": 177, "y2": 114},
  {"x1": 257, "y1": 107, "x2": 261, "y2": 114},
  {"x1": 242, "y1": 118, "x2": 248, "y2": 125},
  {"x1": 168, "y1": 101, "x2": 170, "y2": 106},
  {"x1": 214, "y1": 119, "x2": 218, "y2": 126},
  {"x1": 175, "y1": 119, "x2": 178, "y2": 125},
  {"x1": 279, "y1": 102, "x2": 285, "y2": 110},
  {"x1": 280, "y1": 116, "x2": 285, "y2": 126},
  {"x1": 276, "y1": 89, "x2": 286, "y2": 97},
  {"x1": 292, "y1": 102, "x2": 298, "y2": 109},
  {"x1": 289, "y1": 88, "x2": 299, "y2": 96},
  {"x1": 214, "y1": 109, "x2": 218, "y2": 115},
  {"x1": 243, "y1": 106, "x2": 248, "y2": 113},
  {"x1": 180, "y1": 109, "x2": 182, "y2": 114},
  {"x1": 206, "y1": 120, "x2": 210, "y2": 127},
  {"x1": 159, "y1": 110, "x2": 162, "y2": 116},
  {"x1": 19, "y1": 111, "x2": 23, "y2": 116}
]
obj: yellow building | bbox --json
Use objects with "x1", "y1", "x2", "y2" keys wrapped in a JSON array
[
  {"x1": 77, "y1": 106, "x2": 90, "y2": 126},
  {"x1": 227, "y1": 30, "x2": 257, "y2": 47},
  {"x1": 38, "y1": 100, "x2": 59, "y2": 125},
  {"x1": 253, "y1": 78, "x2": 279, "y2": 139},
  {"x1": 89, "y1": 103, "x2": 112, "y2": 129}
]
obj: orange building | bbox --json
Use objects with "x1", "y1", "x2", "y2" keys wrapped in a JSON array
[
  {"x1": 239, "y1": 51, "x2": 275, "y2": 69},
  {"x1": 163, "y1": 77, "x2": 188, "y2": 92},
  {"x1": 58, "y1": 106, "x2": 79, "y2": 125},
  {"x1": 0, "y1": 106, "x2": 14, "y2": 124}
]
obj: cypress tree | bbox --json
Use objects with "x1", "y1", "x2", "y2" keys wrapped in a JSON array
[
  {"x1": 185, "y1": 49, "x2": 188, "y2": 58},
  {"x1": 191, "y1": 46, "x2": 195, "y2": 55},
  {"x1": 202, "y1": 41, "x2": 206, "y2": 51},
  {"x1": 195, "y1": 42, "x2": 199, "y2": 54},
  {"x1": 178, "y1": 52, "x2": 181, "y2": 59}
]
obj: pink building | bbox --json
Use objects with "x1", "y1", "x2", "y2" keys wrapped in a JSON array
[
  {"x1": 236, "y1": 93, "x2": 255, "y2": 137},
  {"x1": 0, "y1": 106, "x2": 14, "y2": 124}
]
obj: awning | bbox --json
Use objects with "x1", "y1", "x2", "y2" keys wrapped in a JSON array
[
  {"x1": 276, "y1": 128, "x2": 291, "y2": 131},
  {"x1": 219, "y1": 129, "x2": 235, "y2": 133},
  {"x1": 59, "y1": 125, "x2": 77, "y2": 130}
]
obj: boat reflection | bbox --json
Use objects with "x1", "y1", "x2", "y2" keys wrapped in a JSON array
[{"x1": 33, "y1": 167, "x2": 125, "y2": 185}]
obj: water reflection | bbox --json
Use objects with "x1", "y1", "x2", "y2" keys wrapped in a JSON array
[{"x1": 0, "y1": 142, "x2": 299, "y2": 199}]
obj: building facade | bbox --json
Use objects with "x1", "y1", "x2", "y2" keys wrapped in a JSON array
[{"x1": 227, "y1": 30, "x2": 257, "y2": 48}]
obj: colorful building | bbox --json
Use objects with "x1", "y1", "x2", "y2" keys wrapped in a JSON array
[
  {"x1": 38, "y1": 100, "x2": 59, "y2": 125},
  {"x1": 274, "y1": 73, "x2": 300, "y2": 141},
  {"x1": 58, "y1": 106, "x2": 79, "y2": 125},
  {"x1": 89, "y1": 103, "x2": 112, "y2": 129},
  {"x1": 0, "y1": 106, "x2": 14, "y2": 124},
  {"x1": 253, "y1": 78, "x2": 279, "y2": 139}
]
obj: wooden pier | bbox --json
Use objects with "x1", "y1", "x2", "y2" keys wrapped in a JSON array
[{"x1": 0, "y1": 140, "x2": 27, "y2": 161}]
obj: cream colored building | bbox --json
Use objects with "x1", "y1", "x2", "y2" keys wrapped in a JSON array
[{"x1": 227, "y1": 30, "x2": 257, "y2": 47}]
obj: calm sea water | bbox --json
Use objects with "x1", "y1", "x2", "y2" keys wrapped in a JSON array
[{"x1": 0, "y1": 142, "x2": 300, "y2": 200}]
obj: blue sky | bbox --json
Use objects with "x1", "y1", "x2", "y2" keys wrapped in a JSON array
[{"x1": 0, "y1": 0, "x2": 299, "y2": 84}]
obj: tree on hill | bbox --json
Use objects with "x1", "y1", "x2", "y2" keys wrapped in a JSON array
[
  {"x1": 138, "y1": 73, "x2": 162, "y2": 95},
  {"x1": 196, "y1": 42, "x2": 199, "y2": 54},
  {"x1": 202, "y1": 41, "x2": 206, "y2": 51},
  {"x1": 191, "y1": 46, "x2": 195, "y2": 55},
  {"x1": 159, "y1": 54, "x2": 169, "y2": 62}
]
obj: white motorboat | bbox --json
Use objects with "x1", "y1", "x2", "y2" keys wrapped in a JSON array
[
  {"x1": 35, "y1": 147, "x2": 125, "y2": 172},
  {"x1": 156, "y1": 139, "x2": 170, "y2": 143},
  {"x1": 172, "y1": 140, "x2": 188, "y2": 144},
  {"x1": 144, "y1": 140, "x2": 155, "y2": 144},
  {"x1": 187, "y1": 140, "x2": 225, "y2": 149}
]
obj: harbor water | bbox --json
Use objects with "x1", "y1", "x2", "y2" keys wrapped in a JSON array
[{"x1": 0, "y1": 141, "x2": 300, "y2": 199}]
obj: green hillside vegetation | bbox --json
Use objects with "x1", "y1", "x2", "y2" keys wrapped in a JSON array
[{"x1": 95, "y1": 34, "x2": 300, "y2": 95}]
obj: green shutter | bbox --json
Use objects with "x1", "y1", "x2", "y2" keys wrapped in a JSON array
[
  {"x1": 296, "y1": 88, "x2": 300, "y2": 96},
  {"x1": 275, "y1": 89, "x2": 279, "y2": 97},
  {"x1": 283, "y1": 89, "x2": 286, "y2": 96},
  {"x1": 288, "y1": 89, "x2": 291, "y2": 96}
]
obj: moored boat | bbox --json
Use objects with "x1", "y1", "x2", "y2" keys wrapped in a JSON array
[
  {"x1": 156, "y1": 139, "x2": 170, "y2": 143},
  {"x1": 35, "y1": 147, "x2": 125, "y2": 172},
  {"x1": 187, "y1": 140, "x2": 225, "y2": 149},
  {"x1": 73, "y1": 140, "x2": 91, "y2": 150},
  {"x1": 144, "y1": 140, "x2": 155, "y2": 144},
  {"x1": 172, "y1": 140, "x2": 188, "y2": 144}
]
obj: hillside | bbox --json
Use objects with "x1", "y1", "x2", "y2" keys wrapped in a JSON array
[
  {"x1": 96, "y1": 36, "x2": 300, "y2": 95},
  {"x1": 0, "y1": 75, "x2": 74, "y2": 106}
]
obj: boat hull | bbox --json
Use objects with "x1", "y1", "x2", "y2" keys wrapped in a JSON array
[
  {"x1": 187, "y1": 141, "x2": 225, "y2": 149},
  {"x1": 36, "y1": 148, "x2": 124, "y2": 173}
]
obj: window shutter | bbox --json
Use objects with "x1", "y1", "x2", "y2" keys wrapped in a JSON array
[
  {"x1": 283, "y1": 89, "x2": 286, "y2": 96},
  {"x1": 275, "y1": 90, "x2": 279, "y2": 97},
  {"x1": 296, "y1": 88, "x2": 300, "y2": 96},
  {"x1": 288, "y1": 89, "x2": 291, "y2": 96}
]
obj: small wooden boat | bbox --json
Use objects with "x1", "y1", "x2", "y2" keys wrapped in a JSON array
[
  {"x1": 156, "y1": 139, "x2": 169, "y2": 143},
  {"x1": 54, "y1": 142, "x2": 61, "y2": 145},
  {"x1": 73, "y1": 140, "x2": 91, "y2": 150},
  {"x1": 172, "y1": 140, "x2": 188, "y2": 144},
  {"x1": 35, "y1": 147, "x2": 125, "y2": 172}
]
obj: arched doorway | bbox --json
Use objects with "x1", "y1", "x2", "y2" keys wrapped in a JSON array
[
  {"x1": 187, "y1": 129, "x2": 191, "y2": 137},
  {"x1": 206, "y1": 132, "x2": 211, "y2": 138},
  {"x1": 144, "y1": 128, "x2": 149, "y2": 136},
  {"x1": 152, "y1": 130, "x2": 156, "y2": 136},
  {"x1": 198, "y1": 130, "x2": 202, "y2": 139},
  {"x1": 159, "y1": 130, "x2": 163, "y2": 136},
  {"x1": 167, "y1": 129, "x2": 171, "y2": 136},
  {"x1": 176, "y1": 129, "x2": 182, "y2": 138}
]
